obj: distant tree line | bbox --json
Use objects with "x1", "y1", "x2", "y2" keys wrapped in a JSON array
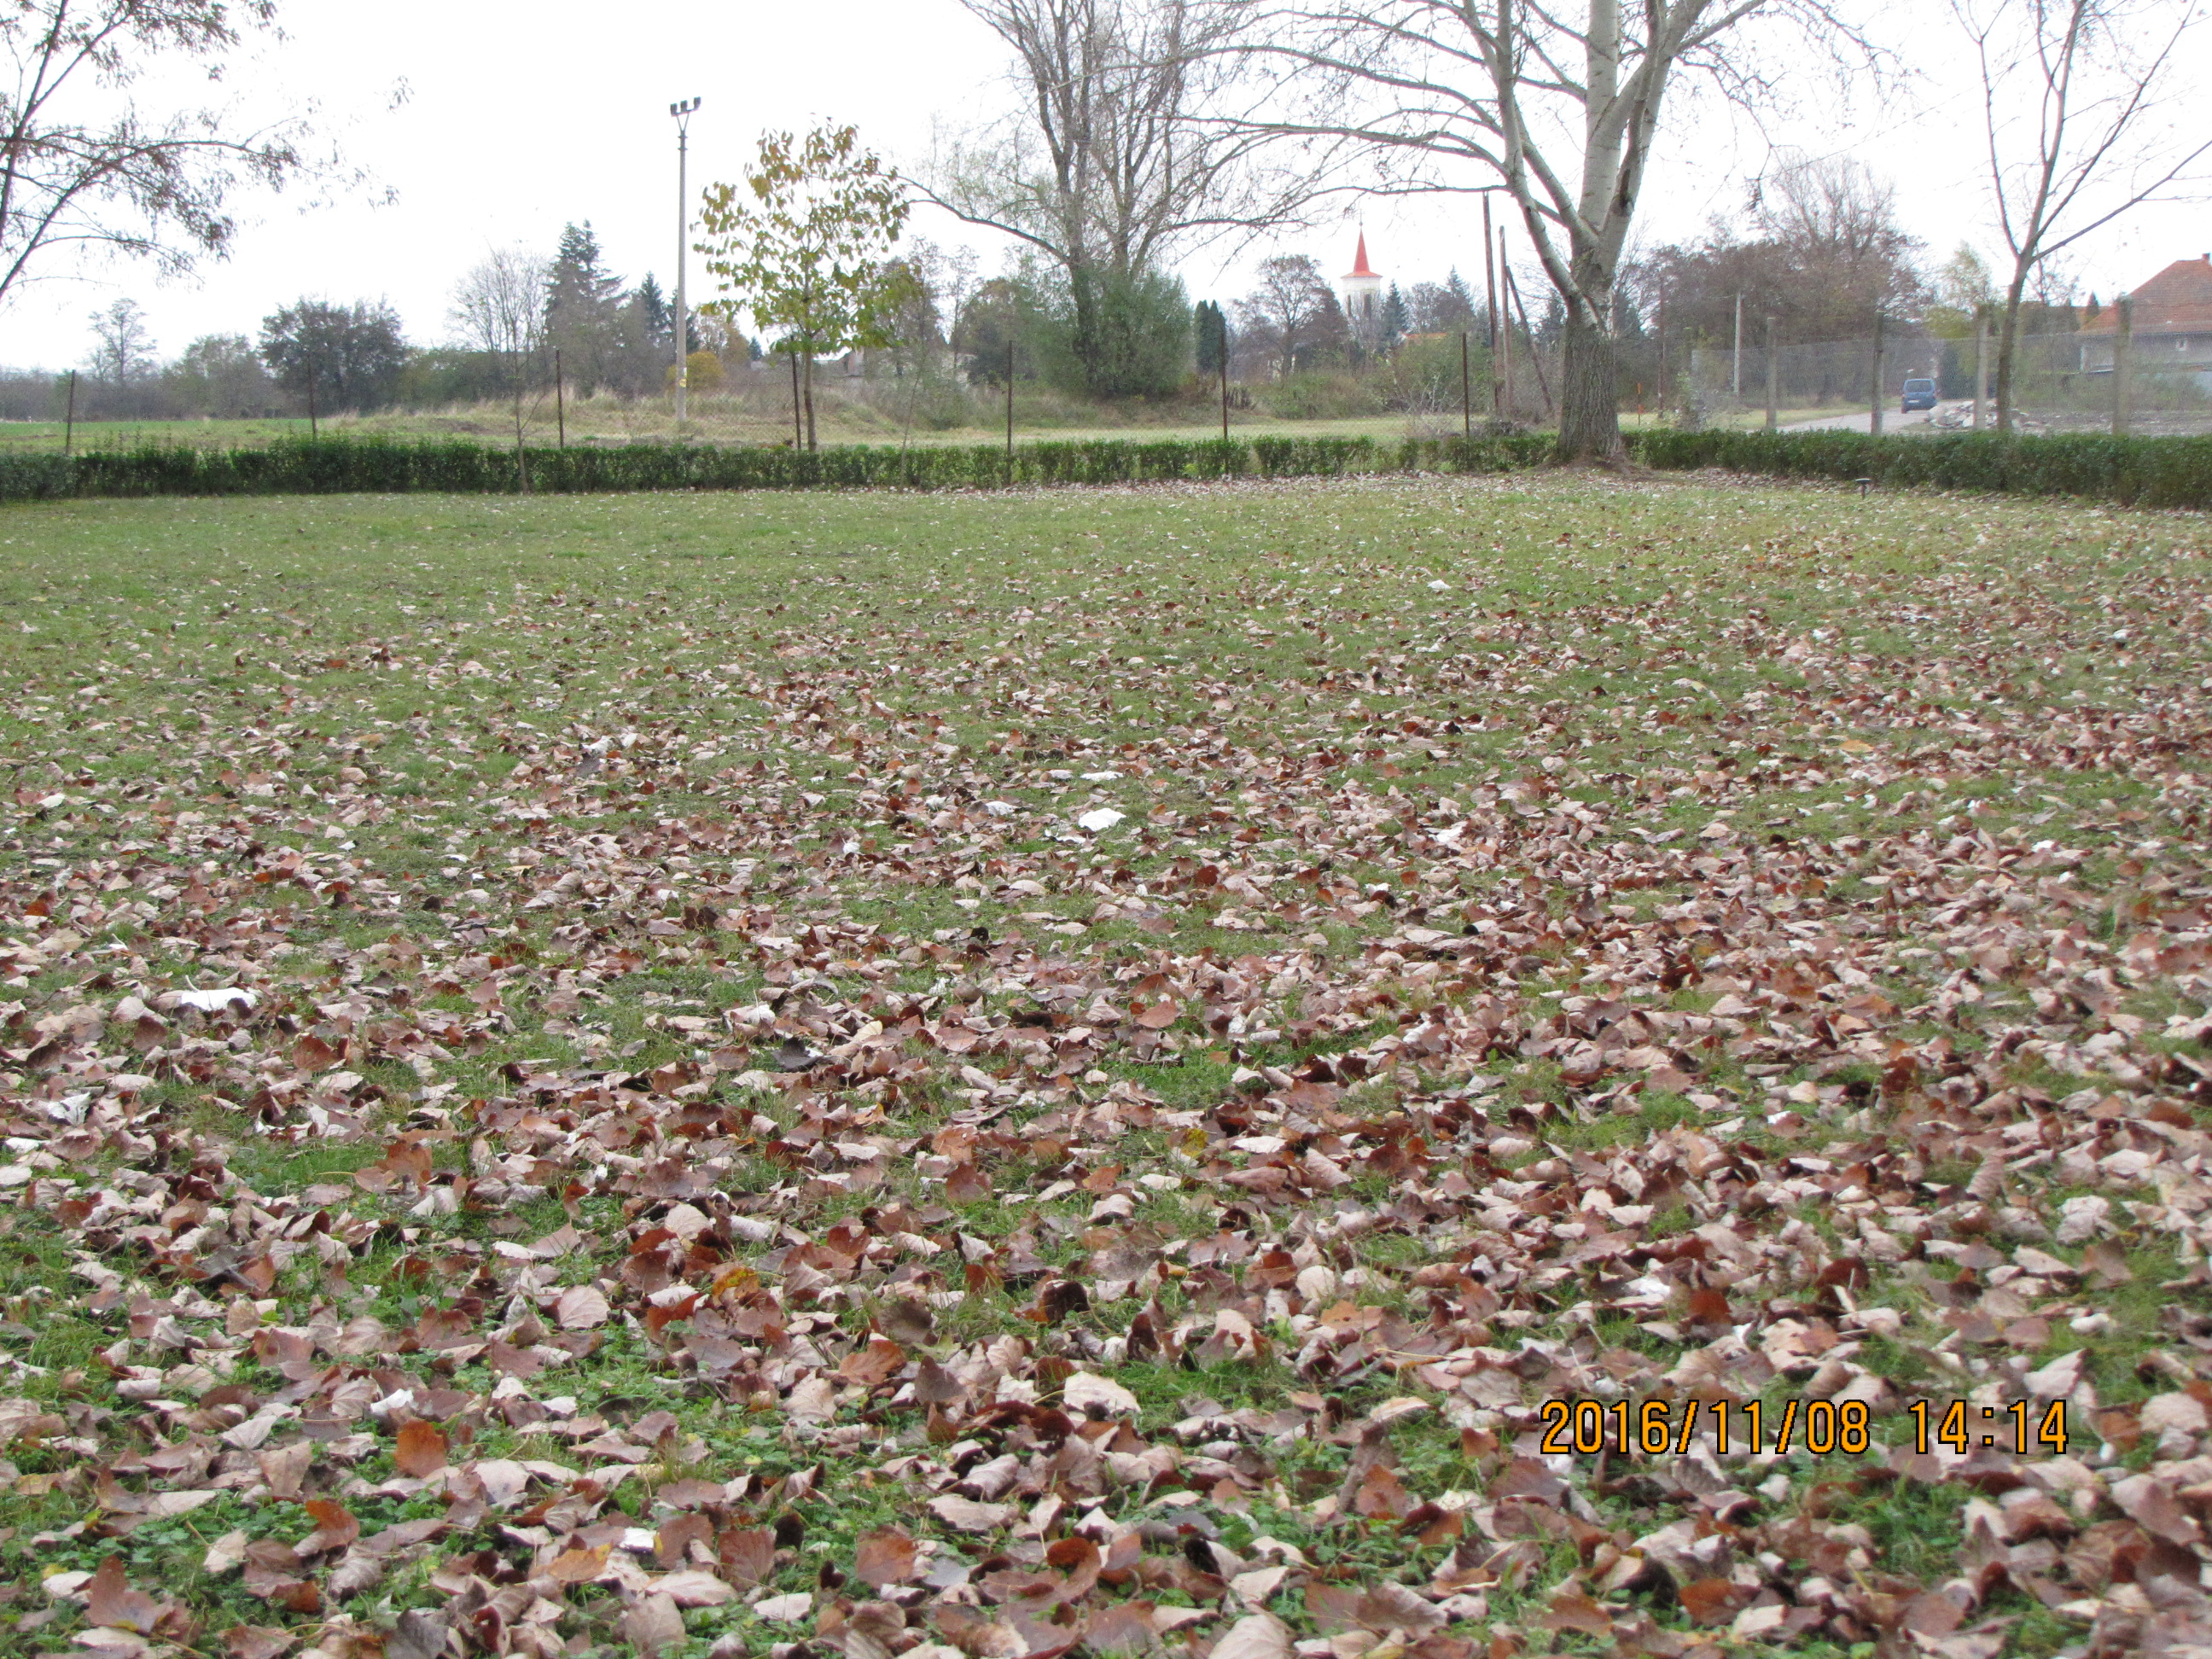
[{"x1": 0, "y1": 223, "x2": 727, "y2": 424}]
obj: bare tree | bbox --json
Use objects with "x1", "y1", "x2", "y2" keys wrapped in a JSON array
[
  {"x1": 923, "y1": 0, "x2": 1324, "y2": 395},
  {"x1": 0, "y1": 2, "x2": 339, "y2": 311},
  {"x1": 1225, "y1": 0, "x2": 1871, "y2": 463},
  {"x1": 1237, "y1": 253, "x2": 1341, "y2": 379},
  {"x1": 451, "y1": 248, "x2": 548, "y2": 461},
  {"x1": 1954, "y1": 0, "x2": 2209, "y2": 431},
  {"x1": 85, "y1": 297, "x2": 154, "y2": 382}
]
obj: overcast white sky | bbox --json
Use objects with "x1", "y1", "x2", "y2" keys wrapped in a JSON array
[{"x1": 3, "y1": 0, "x2": 2206, "y2": 371}]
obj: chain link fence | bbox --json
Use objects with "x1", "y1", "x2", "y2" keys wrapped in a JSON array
[{"x1": 1656, "y1": 325, "x2": 2212, "y2": 434}]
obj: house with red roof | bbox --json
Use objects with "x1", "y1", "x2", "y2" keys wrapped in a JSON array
[{"x1": 2077, "y1": 255, "x2": 2212, "y2": 387}]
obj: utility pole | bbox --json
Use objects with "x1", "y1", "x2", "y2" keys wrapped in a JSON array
[
  {"x1": 1869, "y1": 311, "x2": 1884, "y2": 438},
  {"x1": 1481, "y1": 195, "x2": 1499, "y2": 418},
  {"x1": 1498, "y1": 224, "x2": 1514, "y2": 421},
  {"x1": 1765, "y1": 316, "x2": 1778, "y2": 431},
  {"x1": 669, "y1": 97, "x2": 701, "y2": 437}
]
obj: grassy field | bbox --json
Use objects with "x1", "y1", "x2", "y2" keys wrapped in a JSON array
[
  {"x1": 0, "y1": 399, "x2": 1860, "y2": 456},
  {"x1": 0, "y1": 474, "x2": 2206, "y2": 1659}
]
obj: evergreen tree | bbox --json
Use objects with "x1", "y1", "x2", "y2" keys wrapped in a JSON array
[
  {"x1": 546, "y1": 222, "x2": 624, "y2": 393},
  {"x1": 634, "y1": 273, "x2": 672, "y2": 346},
  {"x1": 1378, "y1": 283, "x2": 1409, "y2": 350},
  {"x1": 1194, "y1": 300, "x2": 1229, "y2": 375}
]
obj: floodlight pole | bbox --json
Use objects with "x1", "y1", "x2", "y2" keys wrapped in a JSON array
[{"x1": 669, "y1": 97, "x2": 701, "y2": 437}]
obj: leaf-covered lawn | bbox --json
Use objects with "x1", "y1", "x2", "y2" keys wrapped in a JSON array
[{"x1": 0, "y1": 474, "x2": 2206, "y2": 1659}]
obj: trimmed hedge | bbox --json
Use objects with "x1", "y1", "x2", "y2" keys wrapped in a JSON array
[
  {"x1": 8, "y1": 427, "x2": 2202, "y2": 508},
  {"x1": 0, "y1": 430, "x2": 1556, "y2": 504},
  {"x1": 1628, "y1": 427, "x2": 2212, "y2": 510}
]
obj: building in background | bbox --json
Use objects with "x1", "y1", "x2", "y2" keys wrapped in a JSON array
[
  {"x1": 2078, "y1": 255, "x2": 2212, "y2": 390},
  {"x1": 1342, "y1": 233, "x2": 1384, "y2": 339}
]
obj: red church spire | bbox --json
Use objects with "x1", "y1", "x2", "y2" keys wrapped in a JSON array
[{"x1": 1347, "y1": 232, "x2": 1377, "y2": 278}]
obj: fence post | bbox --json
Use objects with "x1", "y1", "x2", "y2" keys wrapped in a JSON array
[
  {"x1": 1732, "y1": 292, "x2": 1743, "y2": 405},
  {"x1": 1765, "y1": 317, "x2": 1778, "y2": 431},
  {"x1": 1869, "y1": 312, "x2": 1884, "y2": 438},
  {"x1": 2113, "y1": 293, "x2": 2133, "y2": 437},
  {"x1": 1005, "y1": 341, "x2": 1016, "y2": 460},
  {"x1": 789, "y1": 351, "x2": 801, "y2": 451},
  {"x1": 63, "y1": 371, "x2": 76, "y2": 455},
  {"x1": 555, "y1": 349, "x2": 566, "y2": 450},
  {"x1": 1973, "y1": 308, "x2": 1988, "y2": 430},
  {"x1": 306, "y1": 364, "x2": 318, "y2": 440}
]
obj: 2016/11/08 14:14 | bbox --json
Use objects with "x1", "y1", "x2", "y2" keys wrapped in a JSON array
[{"x1": 1534, "y1": 1397, "x2": 2069, "y2": 1458}]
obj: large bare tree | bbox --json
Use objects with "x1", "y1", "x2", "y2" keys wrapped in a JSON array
[
  {"x1": 0, "y1": 1, "x2": 334, "y2": 311},
  {"x1": 923, "y1": 0, "x2": 1322, "y2": 394},
  {"x1": 1226, "y1": 0, "x2": 1869, "y2": 463},
  {"x1": 1954, "y1": 0, "x2": 2209, "y2": 432}
]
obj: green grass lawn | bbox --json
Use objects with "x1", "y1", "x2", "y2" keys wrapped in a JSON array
[{"x1": 0, "y1": 473, "x2": 2204, "y2": 1658}]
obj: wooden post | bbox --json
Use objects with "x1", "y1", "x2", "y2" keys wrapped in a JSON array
[
  {"x1": 1765, "y1": 316, "x2": 1778, "y2": 431},
  {"x1": 1481, "y1": 195, "x2": 1500, "y2": 417},
  {"x1": 306, "y1": 363, "x2": 318, "y2": 439},
  {"x1": 1005, "y1": 341, "x2": 1016, "y2": 459},
  {"x1": 789, "y1": 351, "x2": 801, "y2": 449},
  {"x1": 1460, "y1": 332, "x2": 1471, "y2": 436},
  {"x1": 63, "y1": 371, "x2": 76, "y2": 455},
  {"x1": 2113, "y1": 293, "x2": 2133, "y2": 436},
  {"x1": 1219, "y1": 311, "x2": 1230, "y2": 442},
  {"x1": 1505, "y1": 261, "x2": 1551, "y2": 417},
  {"x1": 555, "y1": 349, "x2": 566, "y2": 449},
  {"x1": 1869, "y1": 312, "x2": 1884, "y2": 438}
]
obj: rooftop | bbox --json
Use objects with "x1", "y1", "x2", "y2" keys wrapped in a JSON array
[{"x1": 2078, "y1": 255, "x2": 2212, "y2": 335}]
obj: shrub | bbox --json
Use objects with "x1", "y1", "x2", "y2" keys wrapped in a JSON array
[
  {"x1": 1629, "y1": 428, "x2": 2212, "y2": 510},
  {"x1": 8, "y1": 428, "x2": 2203, "y2": 509}
]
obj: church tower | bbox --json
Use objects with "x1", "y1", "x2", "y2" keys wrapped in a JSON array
[{"x1": 1342, "y1": 232, "x2": 1384, "y2": 326}]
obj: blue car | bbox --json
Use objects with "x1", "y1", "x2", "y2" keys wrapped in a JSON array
[{"x1": 1901, "y1": 377, "x2": 1938, "y2": 412}]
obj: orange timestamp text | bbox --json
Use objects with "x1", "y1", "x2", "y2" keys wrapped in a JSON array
[{"x1": 1537, "y1": 1397, "x2": 2069, "y2": 1458}]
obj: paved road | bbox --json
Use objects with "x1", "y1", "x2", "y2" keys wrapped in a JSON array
[{"x1": 1781, "y1": 408, "x2": 1936, "y2": 434}]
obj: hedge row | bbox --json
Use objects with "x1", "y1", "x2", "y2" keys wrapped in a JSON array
[
  {"x1": 4, "y1": 428, "x2": 2203, "y2": 508},
  {"x1": 1628, "y1": 427, "x2": 2212, "y2": 510},
  {"x1": 0, "y1": 431, "x2": 1555, "y2": 503}
]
